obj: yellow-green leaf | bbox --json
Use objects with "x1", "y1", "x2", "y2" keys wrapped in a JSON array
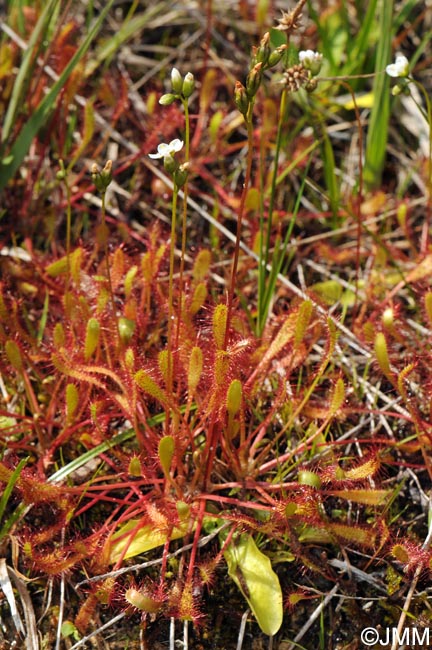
[
  {"x1": 327, "y1": 489, "x2": 390, "y2": 506},
  {"x1": 188, "y1": 346, "x2": 203, "y2": 394},
  {"x1": 213, "y1": 304, "x2": 227, "y2": 349},
  {"x1": 158, "y1": 436, "x2": 174, "y2": 477},
  {"x1": 224, "y1": 533, "x2": 283, "y2": 636},
  {"x1": 135, "y1": 370, "x2": 168, "y2": 406},
  {"x1": 108, "y1": 517, "x2": 192, "y2": 563},
  {"x1": 192, "y1": 250, "x2": 211, "y2": 282}
]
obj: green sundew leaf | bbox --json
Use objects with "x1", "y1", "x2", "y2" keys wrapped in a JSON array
[
  {"x1": 0, "y1": 0, "x2": 115, "y2": 192},
  {"x1": 293, "y1": 300, "x2": 313, "y2": 350},
  {"x1": 326, "y1": 522, "x2": 376, "y2": 547},
  {"x1": 45, "y1": 247, "x2": 83, "y2": 279},
  {"x1": 192, "y1": 250, "x2": 211, "y2": 282},
  {"x1": 213, "y1": 304, "x2": 227, "y2": 350},
  {"x1": 189, "y1": 282, "x2": 207, "y2": 315},
  {"x1": 0, "y1": 43, "x2": 13, "y2": 79},
  {"x1": 158, "y1": 435, "x2": 174, "y2": 478},
  {"x1": 329, "y1": 377, "x2": 345, "y2": 416},
  {"x1": 311, "y1": 280, "x2": 343, "y2": 305},
  {"x1": 84, "y1": 318, "x2": 100, "y2": 360},
  {"x1": 60, "y1": 620, "x2": 79, "y2": 639},
  {"x1": 118, "y1": 317, "x2": 135, "y2": 345},
  {"x1": 5, "y1": 340, "x2": 23, "y2": 371},
  {"x1": 134, "y1": 370, "x2": 169, "y2": 406},
  {"x1": 0, "y1": 416, "x2": 17, "y2": 430},
  {"x1": 214, "y1": 350, "x2": 229, "y2": 387},
  {"x1": 124, "y1": 265, "x2": 138, "y2": 298},
  {"x1": 188, "y1": 346, "x2": 203, "y2": 395},
  {"x1": 374, "y1": 332, "x2": 391, "y2": 377},
  {"x1": 245, "y1": 187, "x2": 260, "y2": 212},
  {"x1": 262, "y1": 309, "x2": 298, "y2": 363},
  {"x1": 66, "y1": 384, "x2": 79, "y2": 421},
  {"x1": 298, "y1": 470, "x2": 321, "y2": 489},
  {"x1": 226, "y1": 379, "x2": 242, "y2": 417},
  {"x1": 298, "y1": 526, "x2": 332, "y2": 544},
  {"x1": 327, "y1": 489, "x2": 390, "y2": 506},
  {"x1": 224, "y1": 534, "x2": 283, "y2": 636},
  {"x1": 108, "y1": 516, "x2": 192, "y2": 563}
]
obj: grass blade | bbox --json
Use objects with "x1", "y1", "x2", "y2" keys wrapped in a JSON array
[
  {"x1": 0, "y1": 0, "x2": 115, "y2": 192},
  {"x1": 1, "y1": 0, "x2": 59, "y2": 147},
  {"x1": 363, "y1": 0, "x2": 394, "y2": 190},
  {"x1": 0, "y1": 457, "x2": 28, "y2": 540}
]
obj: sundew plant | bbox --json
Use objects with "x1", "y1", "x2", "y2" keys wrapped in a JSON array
[{"x1": 1, "y1": 1, "x2": 432, "y2": 649}]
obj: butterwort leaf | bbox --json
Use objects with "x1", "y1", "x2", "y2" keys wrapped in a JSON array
[{"x1": 224, "y1": 533, "x2": 283, "y2": 636}]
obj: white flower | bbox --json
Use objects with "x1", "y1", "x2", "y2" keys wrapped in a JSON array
[
  {"x1": 299, "y1": 50, "x2": 323, "y2": 75},
  {"x1": 171, "y1": 68, "x2": 183, "y2": 93},
  {"x1": 148, "y1": 139, "x2": 184, "y2": 159},
  {"x1": 386, "y1": 55, "x2": 409, "y2": 78}
]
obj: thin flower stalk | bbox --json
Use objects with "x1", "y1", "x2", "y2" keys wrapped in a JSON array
[
  {"x1": 91, "y1": 161, "x2": 120, "y2": 343},
  {"x1": 224, "y1": 100, "x2": 255, "y2": 350},
  {"x1": 167, "y1": 183, "x2": 179, "y2": 397},
  {"x1": 176, "y1": 94, "x2": 191, "y2": 356},
  {"x1": 56, "y1": 159, "x2": 72, "y2": 290},
  {"x1": 257, "y1": 87, "x2": 288, "y2": 336}
]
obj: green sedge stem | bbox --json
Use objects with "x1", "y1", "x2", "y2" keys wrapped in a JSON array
[
  {"x1": 168, "y1": 183, "x2": 179, "y2": 396},
  {"x1": 257, "y1": 88, "x2": 288, "y2": 336},
  {"x1": 101, "y1": 190, "x2": 120, "y2": 342},
  {"x1": 176, "y1": 98, "x2": 191, "y2": 353},
  {"x1": 410, "y1": 79, "x2": 432, "y2": 250},
  {"x1": 65, "y1": 177, "x2": 72, "y2": 291},
  {"x1": 224, "y1": 101, "x2": 255, "y2": 350}
]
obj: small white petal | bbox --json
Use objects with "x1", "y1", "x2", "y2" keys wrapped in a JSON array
[
  {"x1": 299, "y1": 50, "x2": 323, "y2": 74},
  {"x1": 385, "y1": 64, "x2": 398, "y2": 77},
  {"x1": 169, "y1": 139, "x2": 184, "y2": 152},
  {"x1": 158, "y1": 143, "x2": 171, "y2": 155},
  {"x1": 299, "y1": 49, "x2": 315, "y2": 62},
  {"x1": 386, "y1": 55, "x2": 409, "y2": 78},
  {"x1": 149, "y1": 139, "x2": 184, "y2": 160}
]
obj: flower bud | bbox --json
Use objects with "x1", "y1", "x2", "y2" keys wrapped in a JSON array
[
  {"x1": 246, "y1": 62, "x2": 263, "y2": 98},
  {"x1": 382, "y1": 308, "x2": 394, "y2": 329},
  {"x1": 118, "y1": 317, "x2": 136, "y2": 344},
  {"x1": 91, "y1": 163, "x2": 104, "y2": 193},
  {"x1": 299, "y1": 50, "x2": 322, "y2": 75},
  {"x1": 171, "y1": 67, "x2": 183, "y2": 94},
  {"x1": 299, "y1": 50, "x2": 323, "y2": 76},
  {"x1": 174, "y1": 162, "x2": 189, "y2": 188},
  {"x1": 159, "y1": 93, "x2": 177, "y2": 106},
  {"x1": 91, "y1": 161, "x2": 112, "y2": 193},
  {"x1": 234, "y1": 81, "x2": 249, "y2": 115},
  {"x1": 255, "y1": 32, "x2": 271, "y2": 66},
  {"x1": 268, "y1": 45, "x2": 287, "y2": 68},
  {"x1": 392, "y1": 81, "x2": 410, "y2": 96},
  {"x1": 100, "y1": 160, "x2": 112, "y2": 187},
  {"x1": 57, "y1": 159, "x2": 66, "y2": 181},
  {"x1": 163, "y1": 153, "x2": 179, "y2": 175},
  {"x1": 182, "y1": 72, "x2": 195, "y2": 98},
  {"x1": 305, "y1": 78, "x2": 318, "y2": 93}
]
